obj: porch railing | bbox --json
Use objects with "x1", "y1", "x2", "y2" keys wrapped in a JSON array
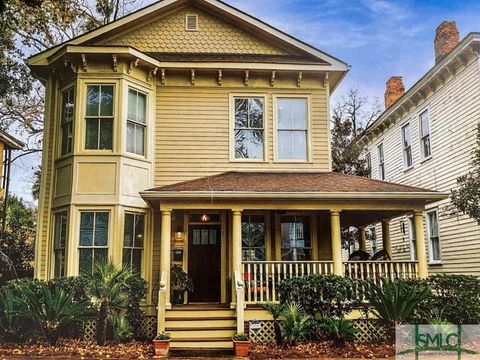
[{"x1": 242, "y1": 260, "x2": 418, "y2": 304}]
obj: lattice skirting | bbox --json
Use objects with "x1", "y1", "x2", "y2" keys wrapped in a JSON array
[
  {"x1": 83, "y1": 316, "x2": 157, "y2": 342},
  {"x1": 245, "y1": 319, "x2": 388, "y2": 344}
]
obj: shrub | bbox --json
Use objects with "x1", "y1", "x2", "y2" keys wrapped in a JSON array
[
  {"x1": 279, "y1": 302, "x2": 311, "y2": 346},
  {"x1": 0, "y1": 286, "x2": 28, "y2": 342},
  {"x1": 319, "y1": 318, "x2": 356, "y2": 347},
  {"x1": 49, "y1": 276, "x2": 90, "y2": 303},
  {"x1": 278, "y1": 275, "x2": 356, "y2": 318},
  {"x1": 124, "y1": 275, "x2": 148, "y2": 338},
  {"x1": 262, "y1": 302, "x2": 284, "y2": 345}
]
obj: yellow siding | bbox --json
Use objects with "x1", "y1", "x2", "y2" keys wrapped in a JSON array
[
  {"x1": 364, "y1": 57, "x2": 480, "y2": 275},
  {"x1": 101, "y1": 5, "x2": 290, "y2": 55},
  {"x1": 155, "y1": 79, "x2": 329, "y2": 186}
]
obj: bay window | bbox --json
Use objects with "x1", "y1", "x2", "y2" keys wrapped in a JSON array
[
  {"x1": 53, "y1": 211, "x2": 68, "y2": 277},
  {"x1": 61, "y1": 88, "x2": 74, "y2": 155},
  {"x1": 127, "y1": 89, "x2": 147, "y2": 156},
  {"x1": 233, "y1": 97, "x2": 265, "y2": 160},
  {"x1": 79, "y1": 211, "x2": 109, "y2": 273},
  {"x1": 277, "y1": 97, "x2": 308, "y2": 161},
  {"x1": 123, "y1": 213, "x2": 145, "y2": 272},
  {"x1": 85, "y1": 85, "x2": 114, "y2": 150}
]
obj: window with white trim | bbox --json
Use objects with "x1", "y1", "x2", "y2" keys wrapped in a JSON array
[
  {"x1": 280, "y1": 215, "x2": 311, "y2": 260},
  {"x1": 233, "y1": 97, "x2": 265, "y2": 160},
  {"x1": 123, "y1": 213, "x2": 144, "y2": 273},
  {"x1": 241, "y1": 215, "x2": 265, "y2": 261},
  {"x1": 365, "y1": 152, "x2": 372, "y2": 178},
  {"x1": 79, "y1": 212, "x2": 109, "y2": 273},
  {"x1": 408, "y1": 217, "x2": 417, "y2": 261},
  {"x1": 61, "y1": 88, "x2": 74, "y2": 155},
  {"x1": 85, "y1": 85, "x2": 114, "y2": 150},
  {"x1": 427, "y1": 210, "x2": 441, "y2": 262},
  {"x1": 402, "y1": 123, "x2": 412, "y2": 168},
  {"x1": 377, "y1": 143, "x2": 385, "y2": 180},
  {"x1": 127, "y1": 89, "x2": 147, "y2": 156},
  {"x1": 277, "y1": 98, "x2": 308, "y2": 161},
  {"x1": 53, "y1": 212, "x2": 68, "y2": 278},
  {"x1": 419, "y1": 110, "x2": 431, "y2": 159}
]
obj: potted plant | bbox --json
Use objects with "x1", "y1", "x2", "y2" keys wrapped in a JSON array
[
  {"x1": 232, "y1": 333, "x2": 250, "y2": 357},
  {"x1": 170, "y1": 264, "x2": 194, "y2": 305},
  {"x1": 152, "y1": 332, "x2": 171, "y2": 358}
]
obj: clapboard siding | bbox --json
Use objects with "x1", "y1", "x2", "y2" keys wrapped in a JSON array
[
  {"x1": 155, "y1": 87, "x2": 329, "y2": 186},
  {"x1": 363, "y1": 58, "x2": 480, "y2": 275}
]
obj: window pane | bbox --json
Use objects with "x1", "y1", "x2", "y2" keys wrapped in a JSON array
[
  {"x1": 137, "y1": 92, "x2": 147, "y2": 124},
  {"x1": 128, "y1": 90, "x2": 137, "y2": 121},
  {"x1": 234, "y1": 99, "x2": 248, "y2": 128},
  {"x1": 54, "y1": 250, "x2": 65, "y2": 278},
  {"x1": 292, "y1": 131, "x2": 307, "y2": 159},
  {"x1": 123, "y1": 249, "x2": 132, "y2": 268},
  {"x1": 79, "y1": 212, "x2": 94, "y2": 246},
  {"x1": 291, "y1": 99, "x2": 307, "y2": 129},
  {"x1": 135, "y1": 124, "x2": 145, "y2": 155},
  {"x1": 423, "y1": 137, "x2": 431, "y2": 158},
  {"x1": 62, "y1": 123, "x2": 73, "y2": 155},
  {"x1": 63, "y1": 88, "x2": 75, "y2": 124},
  {"x1": 277, "y1": 99, "x2": 292, "y2": 129},
  {"x1": 100, "y1": 86, "x2": 114, "y2": 116},
  {"x1": 402, "y1": 125, "x2": 411, "y2": 147},
  {"x1": 79, "y1": 249, "x2": 93, "y2": 273},
  {"x1": 429, "y1": 212, "x2": 438, "y2": 237},
  {"x1": 278, "y1": 131, "x2": 307, "y2": 160},
  {"x1": 126, "y1": 122, "x2": 135, "y2": 153},
  {"x1": 94, "y1": 248, "x2": 108, "y2": 264},
  {"x1": 94, "y1": 212, "x2": 109, "y2": 246},
  {"x1": 134, "y1": 214, "x2": 145, "y2": 248},
  {"x1": 85, "y1": 119, "x2": 99, "y2": 149},
  {"x1": 132, "y1": 249, "x2": 142, "y2": 272},
  {"x1": 86, "y1": 86, "x2": 100, "y2": 116},
  {"x1": 124, "y1": 213, "x2": 134, "y2": 247},
  {"x1": 280, "y1": 216, "x2": 311, "y2": 261},
  {"x1": 248, "y1": 99, "x2": 263, "y2": 128},
  {"x1": 235, "y1": 129, "x2": 263, "y2": 159},
  {"x1": 99, "y1": 119, "x2": 113, "y2": 150},
  {"x1": 420, "y1": 111, "x2": 430, "y2": 137}
]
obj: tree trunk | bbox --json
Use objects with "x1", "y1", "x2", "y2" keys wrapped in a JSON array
[{"x1": 96, "y1": 300, "x2": 108, "y2": 345}]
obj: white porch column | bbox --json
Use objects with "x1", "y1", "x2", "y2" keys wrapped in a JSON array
[
  {"x1": 414, "y1": 211, "x2": 428, "y2": 279},
  {"x1": 358, "y1": 227, "x2": 367, "y2": 252},
  {"x1": 330, "y1": 210, "x2": 343, "y2": 276},
  {"x1": 160, "y1": 209, "x2": 172, "y2": 307},
  {"x1": 381, "y1": 219, "x2": 392, "y2": 256},
  {"x1": 231, "y1": 209, "x2": 243, "y2": 305}
]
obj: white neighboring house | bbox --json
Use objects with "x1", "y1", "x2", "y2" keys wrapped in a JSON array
[{"x1": 358, "y1": 21, "x2": 480, "y2": 275}]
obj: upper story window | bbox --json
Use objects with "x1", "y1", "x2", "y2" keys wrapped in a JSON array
[
  {"x1": 53, "y1": 211, "x2": 68, "y2": 278},
  {"x1": 419, "y1": 109, "x2": 431, "y2": 159},
  {"x1": 377, "y1": 143, "x2": 385, "y2": 180},
  {"x1": 402, "y1": 123, "x2": 413, "y2": 168},
  {"x1": 280, "y1": 215, "x2": 311, "y2": 261},
  {"x1": 79, "y1": 211, "x2": 109, "y2": 273},
  {"x1": 123, "y1": 213, "x2": 145, "y2": 272},
  {"x1": 233, "y1": 97, "x2": 265, "y2": 160},
  {"x1": 241, "y1": 214, "x2": 265, "y2": 261},
  {"x1": 85, "y1": 85, "x2": 114, "y2": 150},
  {"x1": 61, "y1": 88, "x2": 75, "y2": 155},
  {"x1": 427, "y1": 210, "x2": 441, "y2": 263},
  {"x1": 365, "y1": 152, "x2": 372, "y2": 178},
  {"x1": 127, "y1": 89, "x2": 147, "y2": 156},
  {"x1": 277, "y1": 98, "x2": 308, "y2": 161}
]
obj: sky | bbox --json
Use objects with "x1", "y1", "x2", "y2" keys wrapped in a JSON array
[{"x1": 9, "y1": 0, "x2": 480, "y2": 202}]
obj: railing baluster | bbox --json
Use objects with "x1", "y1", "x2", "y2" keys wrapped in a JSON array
[{"x1": 247, "y1": 263, "x2": 251, "y2": 303}]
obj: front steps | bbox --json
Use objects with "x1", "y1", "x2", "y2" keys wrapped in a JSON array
[{"x1": 165, "y1": 305, "x2": 236, "y2": 350}]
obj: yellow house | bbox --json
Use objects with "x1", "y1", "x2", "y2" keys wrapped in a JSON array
[{"x1": 28, "y1": 0, "x2": 446, "y2": 349}]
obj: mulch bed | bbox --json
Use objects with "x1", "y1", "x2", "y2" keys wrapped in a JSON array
[
  {"x1": 249, "y1": 341, "x2": 395, "y2": 359},
  {"x1": 0, "y1": 339, "x2": 154, "y2": 358}
]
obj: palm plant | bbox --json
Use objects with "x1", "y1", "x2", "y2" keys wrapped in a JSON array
[
  {"x1": 279, "y1": 302, "x2": 311, "y2": 346},
  {"x1": 83, "y1": 261, "x2": 135, "y2": 345},
  {"x1": 0, "y1": 287, "x2": 26, "y2": 342},
  {"x1": 263, "y1": 302, "x2": 284, "y2": 345},
  {"x1": 361, "y1": 278, "x2": 431, "y2": 336},
  {"x1": 319, "y1": 318, "x2": 356, "y2": 347},
  {"x1": 18, "y1": 283, "x2": 92, "y2": 344}
]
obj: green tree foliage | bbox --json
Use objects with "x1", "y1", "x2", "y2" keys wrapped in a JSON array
[
  {"x1": 279, "y1": 303, "x2": 311, "y2": 346},
  {"x1": 451, "y1": 124, "x2": 480, "y2": 222}
]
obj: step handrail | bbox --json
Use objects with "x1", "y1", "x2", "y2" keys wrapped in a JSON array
[
  {"x1": 234, "y1": 270, "x2": 245, "y2": 334},
  {"x1": 157, "y1": 270, "x2": 167, "y2": 333}
]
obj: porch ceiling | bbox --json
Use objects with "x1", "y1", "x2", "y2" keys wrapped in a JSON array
[{"x1": 340, "y1": 210, "x2": 408, "y2": 228}]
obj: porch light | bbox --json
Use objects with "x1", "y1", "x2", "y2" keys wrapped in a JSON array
[
  {"x1": 201, "y1": 214, "x2": 210, "y2": 222},
  {"x1": 174, "y1": 225, "x2": 184, "y2": 242}
]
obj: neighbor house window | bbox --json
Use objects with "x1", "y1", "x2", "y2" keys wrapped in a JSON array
[
  {"x1": 61, "y1": 88, "x2": 74, "y2": 155},
  {"x1": 123, "y1": 213, "x2": 145, "y2": 272},
  {"x1": 280, "y1": 216, "x2": 311, "y2": 261},
  {"x1": 427, "y1": 210, "x2": 441, "y2": 262},
  {"x1": 377, "y1": 143, "x2": 385, "y2": 180},
  {"x1": 85, "y1": 85, "x2": 114, "y2": 150},
  {"x1": 53, "y1": 212, "x2": 68, "y2": 278},
  {"x1": 408, "y1": 217, "x2": 417, "y2": 261},
  {"x1": 365, "y1": 152, "x2": 372, "y2": 178},
  {"x1": 419, "y1": 109, "x2": 431, "y2": 159},
  {"x1": 402, "y1": 123, "x2": 412, "y2": 168},
  {"x1": 369, "y1": 227, "x2": 377, "y2": 256},
  {"x1": 127, "y1": 89, "x2": 147, "y2": 156},
  {"x1": 79, "y1": 212, "x2": 109, "y2": 273},
  {"x1": 233, "y1": 97, "x2": 264, "y2": 160},
  {"x1": 242, "y1": 215, "x2": 265, "y2": 261},
  {"x1": 277, "y1": 98, "x2": 308, "y2": 161}
]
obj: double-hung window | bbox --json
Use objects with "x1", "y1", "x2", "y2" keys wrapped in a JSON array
[
  {"x1": 79, "y1": 212, "x2": 109, "y2": 273},
  {"x1": 369, "y1": 227, "x2": 377, "y2": 256},
  {"x1": 402, "y1": 123, "x2": 413, "y2": 168},
  {"x1": 123, "y1": 213, "x2": 145, "y2": 272},
  {"x1": 365, "y1": 152, "x2": 372, "y2": 178},
  {"x1": 280, "y1": 216, "x2": 311, "y2": 261},
  {"x1": 233, "y1": 97, "x2": 265, "y2": 160},
  {"x1": 241, "y1": 215, "x2": 265, "y2": 261},
  {"x1": 408, "y1": 217, "x2": 417, "y2": 261},
  {"x1": 127, "y1": 89, "x2": 147, "y2": 156},
  {"x1": 61, "y1": 88, "x2": 74, "y2": 155},
  {"x1": 419, "y1": 110, "x2": 431, "y2": 159},
  {"x1": 427, "y1": 210, "x2": 441, "y2": 262},
  {"x1": 377, "y1": 143, "x2": 385, "y2": 180},
  {"x1": 277, "y1": 98, "x2": 308, "y2": 161},
  {"x1": 85, "y1": 85, "x2": 114, "y2": 150},
  {"x1": 53, "y1": 212, "x2": 68, "y2": 277}
]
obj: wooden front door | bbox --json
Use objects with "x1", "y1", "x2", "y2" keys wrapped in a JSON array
[{"x1": 188, "y1": 224, "x2": 221, "y2": 303}]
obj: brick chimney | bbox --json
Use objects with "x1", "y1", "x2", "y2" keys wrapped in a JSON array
[
  {"x1": 384, "y1": 76, "x2": 405, "y2": 108},
  {"x1": 434, "y1": 21, "x2": 459, "y2": 63}
]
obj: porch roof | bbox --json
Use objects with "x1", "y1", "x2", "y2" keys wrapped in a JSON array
[{"x1": 141, "y1": 171, "x2": 447, "y2": 202}]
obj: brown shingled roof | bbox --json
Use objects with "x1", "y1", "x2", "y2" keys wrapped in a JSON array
[{"x1": 147, "y1": 171, "x2": 436, "y2": 193}]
